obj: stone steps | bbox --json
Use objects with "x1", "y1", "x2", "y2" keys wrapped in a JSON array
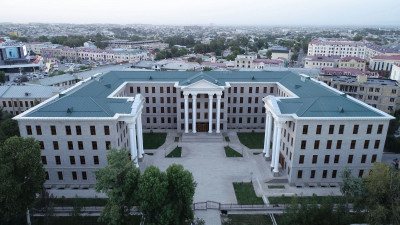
[{"x1": 181, "y1": 133, "x2": 224, "y2": 142}]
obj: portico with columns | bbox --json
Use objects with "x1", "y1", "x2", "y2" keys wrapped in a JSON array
[
  {"x1": 180, "y1": 78, "x2": 225, "y2": 134},
  {"x1": 263, "y1": 95, "x2": 291, "y2": 176}
]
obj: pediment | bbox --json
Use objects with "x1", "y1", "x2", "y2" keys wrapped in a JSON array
[{"x1": 182, "y1": 79, "x2": 223, "y2": 91}]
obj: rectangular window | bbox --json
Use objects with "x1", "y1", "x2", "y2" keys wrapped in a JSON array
[
  {"x1": 51, "y1": 125, "x2": 56, "y2": 135},
  {"x1": 51, "y1": 141, "x2": 58, "y2": 150},
  {"x1": 104, "y1": 126, "x2": 110, "y2": 135},
  {"x1": 316, "y1": 125, "x2": 322, "y2": 134},
  {"x1": 82, "y1": 172, "x2": 87, "y2": 180},
  {"x1": 78, "y1": 141, "x2": 83, "y2": 150},
  {"x1": 106, "y1": 141, "x2": 111, "y2": 150},
  {"x1": 297, "y1": 170, "x2": 303, "y2": 178},
  {"x1": 152, "y1": 87, "x2": 155, "y2": 93},
  {"x1": 80, "y1": 156, "x2": 86, "y2": 165},
  {"x1": 326, "y1": 140, "x2": 332, "y2": 149},
  {"x1": 299, "y1": 155, "x2": 304, "y2": 164},
  {"x1": 90, "y1": 126, "x2": 96, "y2": 135},
  {"x1": 70, "y1": 156, "x2": 75, "y2": 165},
  {"x1": 377, "y1": 124, "x2": 383, "y2": 134},
  {"x1": 353, "y1": 125, "x2": 359, "y2": 134},
  {"x1": 76, "y1": 126, "x2": 82, "y2": 135},
  {"x1": 350, "y1": 140, "x2": 356, "y2": 149},
  {"x1": 270, "y1": 87, "x2": 274, "y2": 93},
  {"x1": 57, "y1": 172, "x2": 63, "y2": 180},
  {"x1": 302, "y1": 125, "x2": 308, "y2": 134},
  {"x1": 72, "y1": 171, "x2": 77, "y2": 180},
  {"x1": 55, "y1": 156, "x2": 61, "y2": 165},
  {"x1": 301, "y1": 140, "x2": 306, "y2": 149},
  {"x1": 324, "y1": 155, "x2": 330, "y2": 164},
  {"x1": 332, "y1": 170, "x2": 337, "y2": 178},
  {"x1": 339, "y1": 125, "x2": 344, "y2": 134},
  {"x1": 332, "y1": 156, "x2": 339, "y2": 165},
  {"x1": 367, "y1": 124, "x2": 372, "y2": 134},
  {"x1": 94, "y1": 156, "x2": 99, "y2": 165},
  {"x1": 329, "y1": 125, "x2": 334, "y2": 134},
  {"x1": 361, "y1": 154, "x2": 367, "y2": 163},
  {"x1": 26, "y1": 126, "x2": 32, "y2": 135},
  {"x1": 336, "y1": 140, "x2": 342, "y2": 149},
  {"x1": 364, "y1": 140, "x2": 370, "y2": 149},
  {"x1": 65, "y1": 126, "x2": 71, "y2": 135},
  {"x1": 314, "y1": 140, "x2": 320, "y2": 150},
  {"x1": 322, "y1": 170, "x2": 327, "y2": 178},
  {"x1": 36, "y1": 126, "x2": 42, "y2": 135},
  {"x1": 39, "y1": 141, "x2": 44, "y2": 150},
  {"x1": 374, "y1": 140, "x2": 380, "y2": 149},
  {"x1": 371, "y1": 154, "x2": 377, "y2": 163},
  {"x1": 41, "y1": 156, "x2": 47, "y2": 164},
  {"x1": 45, "y1": 172, "x2": 49, "y2": 180},
  {"x1": 312, "y1": 155, "x2": 318, "y2": 164},
  {"x1": 92, "y1": 141, "x2": 98, "y2": 150},
  {"x1": 348, "y1": 155, "x2": 353, "y2": 164},
  {"x1": 137, "y1": 87, "x2": 141, "y2": 93},
  {"x1": 310, "y1": 170, "x2": 315, "y2": 178},
  {"x1": 358, "y1": 170, "x2": 364, "y2": 178},
  {"x1": 68, "y1": 141, "x2": 73, "y2": 150}
]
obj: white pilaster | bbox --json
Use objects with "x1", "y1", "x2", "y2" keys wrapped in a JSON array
[
  {"x1": 192, "y1": 94, "x2": 197, "y2": 133},
  {"x1": 216, "y1": 94, "x2": 221, "y2": 133},
  {"x1": 137, "y1": 114, "x2": 144, "y2": 158},
  {"x1": 270, "y1": 121, "x2": 278, "y2": 168},
  {"x1": 208, "y1": 94, "x2": 213, "y2": 133},
  {"x1": 263, "y1": 112, "x2": 272, "y2": 157},
  {"x1": 184, "y1": 93, "x2": 189, "y2": 133},
  {"x1": 273, "y1": 122, "x2": 283, "y2": 173},
  {"x1": 128, "y1": 123, "x2": 139, "y2": 168}
]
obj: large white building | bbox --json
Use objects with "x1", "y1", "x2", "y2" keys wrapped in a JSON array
[{"x1": 14, "y1": 71, "x2": 393, "y2": 188}]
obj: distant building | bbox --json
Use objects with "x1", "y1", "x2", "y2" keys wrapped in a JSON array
[
  {"x1": 83, "y1": 41, "x2": 97, "y2": 49},
  {"x1": 321, "y1": 67, "x2": 376, "y2": 77},
  {"x1": 269, "y1": 46, "x2": 291, "y2": 61},
  {"x1": 304, "y1": 55, "x2": 339, "y2": 69},
  {"x1": 0, "y1": 42, "x2": 43, "y2": 73},
  {"x1": 107, "y1": 40, "x2": 168, "y2": 50},
  {"x1": 369, "y1": 55, "x2": 400, "y2": 72},
  {"x1": 338, "y1": 56, "x2": 366, "y2": 71},
  {"x1": 28, "y1": 74, "x2": 81, "y2": 88},
  {"x1": 390, "y1": 64, "x2": 400, "y2": 82},
  {"x1": 318, "y1": 74, "x2": 400, "y2": 113},
  {"x1": 235, "y1": 55, "x2": 283, "y2": 69},
  {"x1": 0, "y1": 85, "x2": 62, "y2": 115}
]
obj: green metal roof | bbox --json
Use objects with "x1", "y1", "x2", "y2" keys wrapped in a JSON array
[{"x1": 22, "y1": 71, "x2": 385, "y2": 118}]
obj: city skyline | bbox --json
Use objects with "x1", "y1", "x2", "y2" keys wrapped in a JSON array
[{"x1": 1, "y1": 0, "x2": 400, "y2": 26}]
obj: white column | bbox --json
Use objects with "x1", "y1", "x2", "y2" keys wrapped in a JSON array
[
  {"x1": 208, "y1": 94, "x2": 213, "y2": 133},
  {"x1": 184, "y1": 93, "x2": 189, "y2": 133},
  {"x1": 128, "y1": 123, "x2": 139, "y2": 168},
  {"x1": 216, "y1": 94, "x2": 221, "y2": 133},
  {"x1": 263, "y1": 112, "x2": 272, "y2": 157},
  {"x1": 270, "y1": 121, "x2": 278, "y2": 168},
  {"x1": 273, "y1": 122, "x2": 283, "y2": 173},
  {"x1": 192, "y1": 94, "x2": 197, "y2": 133},
  {"x1": 136, "y1": 114, "x2": 144, "y2": 158}
]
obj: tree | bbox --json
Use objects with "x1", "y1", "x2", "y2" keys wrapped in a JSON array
[
  {"x1": 95, "y1": 148, "x2": 141, "y2": 225},
  {"x1": 36, "y1": 36, "x2": 49, "y2": 42},
  {"x1": 291, "y1": 52, "x2": 299, "y2": 61},
  {"x1": 353, "y1": 34, "x2": 363, "y2": 41},
  {"x1": 0, "y1": 137, "x2": 45, "y2": 223},
  {"x1": 138, "y1": 166, "x2": 171, "y2": 225},
  {"x1": 165, "y1": 164, "x2": 196, "y2": 225},
  {"x1": 202, "y1": 67, "x2": 212, "y2": 71},
  {"x1": 195, "y1": 58, "x2": 203, "y2": 64},
  {"x1": 0, "y1": 119, "x2": 20, "y2": 144},
  {"x1": 362, "y1": 163, "x2": 400, "y2": 225},
  {"x1": 95, "y1": 41, "x2": 108, "y2": 50},
  {"x1": 340, "y1": 167, "x2": 365, "y2": 213},
  {"x1": 0, "y1": 71, "x2": 6, "y2": 84},
  {"x1": 266, "y1": 50, "x2": 272, "y2": 59},
  {"x1": 21, "y1": 76, "x2": 29, "y2": 82}
]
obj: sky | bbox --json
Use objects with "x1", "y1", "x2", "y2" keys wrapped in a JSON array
[{"x1": 1, "y1": 0, "x2": 399, "y2": 26}]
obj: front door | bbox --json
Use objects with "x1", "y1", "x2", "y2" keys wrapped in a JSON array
[{"x1": 196, "y1": 123, "x2": 208, "y2": 132}]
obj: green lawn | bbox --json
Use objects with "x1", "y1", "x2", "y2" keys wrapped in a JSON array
[
  {"x1": 166, "y1": 146, "x2": 182, "y2": 158},
  {"x1": 224, "y1": 146, "x2": 242, "y2": 157},
  {"x1": 233, "y1": 182, "x2": 264, "y2": 205},
  {"x1": 143, "y1": 132, "x2": 167, "y2": 149},
  {"x1": 268, "y1": 185, "x2": 285, "y2": 189},
  {"x1": 237, "y1": 132, "x2": 264, "y2": 149},
  {"x1": 268, "y1": 195, "x2": 345, "y2": 204},
  {"x1": 253, "y1": 152, "x2": 262, "y2": 155},
  {"x1": 32, "y1": 215, "x2": 141, "y2": 225},
  {"x1": 222, "y1": 214, "x2": 272, "y2": 225}
]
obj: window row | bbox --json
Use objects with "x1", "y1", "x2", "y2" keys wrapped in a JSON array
[
  {"x1": 26, "y1": 125, "x2": 111, "y2": 136},
  {"x1": 300, "y1": 140, "x2": 380, "y2": 150},
  {"x1": 227, "y1": 107, "x2": 265, "y2": 114},
  {"x1": 130, "y1": 86, "x2": 177, "y2": 94},
  {"x1": 297, "y1": 169, "x2": 366, "y2": 179},
  {"x1": 302, "y1": 124, "x2": 384, "y2": 135},
  {"x1": 227, "y1": 117, "x2": 265, "y2": 124},
  {"x1": 2, "y1": 100, "x2": 37, "y2": 108},
  {"x1": 228, "y1": 86, "x2": 274, "y2": 94},
  {"x1": 46, "y1": 171, "x2": 88, "y2": 181},
  {"x1": 39, "y1": 141, "x2": 111, "y2": 151},
  {"x1": 299, "y1": 154, "x2": 377, "y2": 164},
  {"x1": 42, "y1": 155, "x2": 100, "y2": 166}
]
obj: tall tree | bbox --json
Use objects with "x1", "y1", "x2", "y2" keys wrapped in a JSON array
[
  {"x1": 340, "y1": 167, "x2": 365, "y2": 213},
  {"x1": 0, "y1": 137, "x2": 45, "y2": 224},
  {"x1": 166, "y1": 164, "x2": 196, "y2": 225},
  {"x1": 95, "y1": 148, "x2": 141, "y2": 225},
  {"x1": 0, "y1": 71, "x2": 6, "y2": 84},
  {"x1": 362, "y1": 163, "x2": 400, "y2": 225}
]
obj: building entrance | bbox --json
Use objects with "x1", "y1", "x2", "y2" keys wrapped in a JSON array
[{"x1": 196, "y1": 122, "x2": 208, "y2": 132}]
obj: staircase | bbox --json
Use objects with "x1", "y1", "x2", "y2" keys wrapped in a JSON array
[{"x1": 181, "y1": 133, "x2": 224, "y2": 142}]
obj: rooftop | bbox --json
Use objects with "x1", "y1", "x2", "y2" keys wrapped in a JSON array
[
  {"x1": 320, "y1": 74, "x2": 399, "y2": 86},
  {"x1": 0, "y1": 85, "x2": 63, "y2": 99},
  {"x1": 371, "y1": 55, "x2": 400, "y2": 60},
  {"x1": 18, "y1": 71, "x2": 391, "y2": 119}
]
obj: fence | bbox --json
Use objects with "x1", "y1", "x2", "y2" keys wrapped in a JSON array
[{"x1": 192, "y1": 201, "x2": 285, "y2": 211}]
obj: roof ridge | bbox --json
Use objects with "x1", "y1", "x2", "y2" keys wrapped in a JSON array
[{"x1": 89, "y1": 96, "x2": 112, "y2": 116}]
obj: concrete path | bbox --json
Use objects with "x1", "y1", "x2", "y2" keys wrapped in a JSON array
[{"x1": 194, "y1": 210, "x2": 222, "y2": 225}]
